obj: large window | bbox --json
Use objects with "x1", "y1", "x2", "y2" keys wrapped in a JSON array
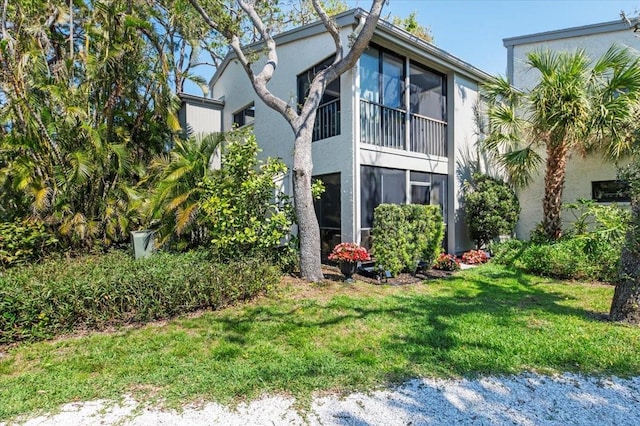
[
  {"x1": 360, "y1": 45, "x2": 448, "y2": 156},
  {"x1": 360, "y1": 166, "x2": 407, "y2": 229},
  {"x1": 297, "y1": 56, "x2": 340, "y2": 141}
]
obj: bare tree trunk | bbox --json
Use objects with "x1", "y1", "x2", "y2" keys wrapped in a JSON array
[
  {"x1": 542, "y1": 143, "x2": 569, "y2": 239},
  {"x1": 293, "y1": 121, "x2": 323, "y2": 281},
  {"x1": 610, "y1": 197, "x2": 640, "y2": 323}
]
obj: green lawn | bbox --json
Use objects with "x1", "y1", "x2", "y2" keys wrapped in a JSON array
[{"x1": 1, "y1": 263, "x2": 639, "y2": 420}]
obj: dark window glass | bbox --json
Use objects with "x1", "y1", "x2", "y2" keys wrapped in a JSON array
[
  {"x1": 592, "y1": 180, "x2": 631, "y2": 202},
  {"x1": 313, "y1": 173, "x2": 341, "y2": 229},
  {"x1": 297, "y1": 56, "x2": 341, "y2": 141},
  {"x1": 382, "y1": 53, "x2": 404, "y2": 109},
  {"x1": 360, "y1": 166, "x2": 406, "y2": 228},
  {"x1": 411, "y1": 185, "x2": 430, "y2": 204},
  {"x1": 233, "y1": 103, "x2": 255, "y2": 127},
  {"x1": 409, "y1": 62, "x2": 446, "y2": 121}
]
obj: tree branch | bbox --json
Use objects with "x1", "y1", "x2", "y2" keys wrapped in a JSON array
[{"x1": 311, "y1": 0, "x2": 342, "y2": 63}]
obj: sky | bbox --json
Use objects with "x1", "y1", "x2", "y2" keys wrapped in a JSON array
[
  {"x1": 369, "y1": 0, "x2": 640, "y2": 76},
  {"x1": 184, "y1": 0, "x2": 640, "y2": 94}
]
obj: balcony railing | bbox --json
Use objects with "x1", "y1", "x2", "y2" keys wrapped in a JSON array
[
  {"x1": 360, "y1": 99, "x2": 447, "y2": 157},
  {"x1": 313, "y1": 99, "x2": 340, "y2": 141}
]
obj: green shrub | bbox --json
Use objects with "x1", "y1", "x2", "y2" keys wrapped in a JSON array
[
  {"x1": 199, "y1": 131, "x2": 295, "y2": 261},
  {"x1": 372, "y1": 204, "x2": 444, "y2": 275},
  {"x1": 0, "y1": 219, "x2": 58, "y2": 268},
  {"x1": 490, "y1": 239, "x2": 527, "y2": 265},
  {"x1": 0, "y1": 250, "x2": 280, "y2": 344},
  {"x1": 371, "y1": 205, "x2": 409, "y2": 276},
  {"x1": 464, "y1": 174, "x2": 520, "y2": 248}
]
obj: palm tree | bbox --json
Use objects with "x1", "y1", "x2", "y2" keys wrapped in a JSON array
[{"x1": 483, "y1": 46, "x2": 640, "y2": 240}]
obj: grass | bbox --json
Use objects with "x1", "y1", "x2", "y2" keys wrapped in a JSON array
[{"x1": 1, "y1": 263, "x2": 640, "y2": 420}]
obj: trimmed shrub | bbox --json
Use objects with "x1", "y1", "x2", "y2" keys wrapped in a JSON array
[
  {"x1": 0, "y1": 250, "x2": 280, "y2": 344},
  {"x1": 372, "y1": 204, "x2": 444, "y2": 275},
  {"x1": 0, "y1": 219, "x2": 58, "y2": 268},
  {"x1": 371, "y1": 205, "x2": 410, "y2": 276},
  {"x1": 464, "y1": 174, "x2": 520, "y2": 249}
]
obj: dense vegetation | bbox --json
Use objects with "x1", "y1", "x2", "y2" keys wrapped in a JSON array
[{"x1": 0, "y1": 251, "x2": 279, "y2": 344}]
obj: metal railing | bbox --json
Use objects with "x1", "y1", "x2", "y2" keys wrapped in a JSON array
[
  {"x1": 313, "y1": 99, "x2": 340, "y2": 141},
  {"x1": 360, "y1": 99, "x2": 447, "y2": 157}
]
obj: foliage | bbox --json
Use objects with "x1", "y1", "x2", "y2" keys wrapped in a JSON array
[
  {"x1": 0, "y1": 0, "x2": 179, "y2": 249},
  {"x1": 143, "y1": 132, "x2": 225, "y2": 249},
  {"x1": 433, "y1": 253, "x2": 460, "y2": 271},
  {"x1": 404, "y1": 204, "x2": 444, "y2": 269},
  {"x1": 0, "y1": 220, "x2": 58, "y2": 268},
  {"x1": 199, "y1": 131, "x2": 295, "y2": 261},
  {"x1": 4, "y1": 264, "x2": 640, "y2": 420},
  {"x1": 482, "y1": 47, "x2": 640, "y2": 239},
  {"x1": 461, "y1": 249, "x2": 488, "y2": 265},
  {"x1": 391, "y1": 11, "x2": 433, "y2": 42},
  {"x1": 371, "y1": 205, "x2": 410, "y2": 276},
  {"x1": 464, "y1": 173, "x2": 520, "y2": 248},
  {"x1": 0, "y1": 250, "x2": 279, "y2": 344},
  {"x1": 492, "y1": 202, "x2": 629, "y2": 282},
  {"x1": 372, "y1": 204, "x2": 444, "y2": 275},
  {"x1": 327, "y1": 242, "x2": 370, "y2": 263}
]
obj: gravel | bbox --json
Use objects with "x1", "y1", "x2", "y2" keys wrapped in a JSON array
[{"x1": 6, "y1": 373, "x2": 640, "y2": 426}]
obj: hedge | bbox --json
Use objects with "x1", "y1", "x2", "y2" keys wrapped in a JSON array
[
  {"x1": 371, "y1": 204, "x2": 444, "y2": 276},
  {"x1": 0, "y1": 250, "x2": 280, "y2": 344}
]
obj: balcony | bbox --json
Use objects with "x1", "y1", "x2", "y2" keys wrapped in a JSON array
[
  {"x1": 312, "y1": 99, "x2": 340, "y2": 141},
  {"x1": 360, "y1": 99, "x2": 447, "y2": 157}
]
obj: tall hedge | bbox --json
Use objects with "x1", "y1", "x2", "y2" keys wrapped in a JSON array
[{"x1": 372, "y1": 204, "x2": 444, "y2": 275}]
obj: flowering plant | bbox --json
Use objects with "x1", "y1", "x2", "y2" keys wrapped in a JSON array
[
  {"x1": 433, "y1": 253, "x2": 460, "y2": 271},
  {"x1": 328, "y1": 242, "x2": 371, "y2": 263},
  {"x1": 461, "y1": 249, "x2": 488, "y2": 265}
]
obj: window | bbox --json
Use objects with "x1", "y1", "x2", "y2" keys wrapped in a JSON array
[
  {"x1": 313, "y1": 173, "x2": 341, "y2": 260},
  {"x1": 297, "y1": 56, "x2": 341, "y2": 141},
  {"x1": 233, "y1": 103, "x2": 255, "y2": 127},
  {"x1": 592, "y1": 180, "x2": 631, "y2": 202},
  {"x1": 360, "y1": 166, "x2": 406, "y2": 229},
  {"x1": 409, "y1": 62, "x2": 446, "y2": 121}
]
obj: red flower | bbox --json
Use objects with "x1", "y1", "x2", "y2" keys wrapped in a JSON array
[{"x1": 328, "y1": 242, "x2": 371, "y2": 263}]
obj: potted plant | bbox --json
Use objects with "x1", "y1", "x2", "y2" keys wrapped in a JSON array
[{"x1": 328, "y1": 242, "x2": 371, "y2": 282}]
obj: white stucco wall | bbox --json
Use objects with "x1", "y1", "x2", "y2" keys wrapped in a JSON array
[
  {"x1": 510, "y1": 27, "x2": 637, "y2": 239},
  {"x1": 451, "y1": 74, "x2": 481, "y2": 253},
  {"x1": 211, "y1": 27, "x2": 358, "y2": 242}
]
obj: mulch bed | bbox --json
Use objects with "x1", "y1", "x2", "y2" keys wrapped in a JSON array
[{"x1": 320, "y1": 264, "x2": 453, "y2": 286}]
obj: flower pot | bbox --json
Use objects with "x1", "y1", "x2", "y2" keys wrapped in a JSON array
[{"x1": 339, "y1": 261, "x2": 358, "y2": 282}]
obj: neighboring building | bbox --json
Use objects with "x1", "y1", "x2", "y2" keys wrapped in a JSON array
[
  {"x1": 188, "y1": 9, "x2": 493, "y2": 255},
  {"x1": 504, "y1": 20, "x2": 637, "y2": 239}
]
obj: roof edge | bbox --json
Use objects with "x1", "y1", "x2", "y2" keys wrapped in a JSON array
[
  {"x1": 179, "y1": 92, "x2": 224, "y2": 108},
  {"x1": 504, "y1": 19, "x2": 631, "y2": 47}
]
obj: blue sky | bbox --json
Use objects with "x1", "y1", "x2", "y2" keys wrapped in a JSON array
[{"x1": 371, "y1": 0, "x2": 640, "y2": 76}]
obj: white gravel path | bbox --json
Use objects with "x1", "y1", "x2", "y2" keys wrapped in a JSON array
[{"x1": 6, "y1": 373, "x2": 640, "y2": 426}]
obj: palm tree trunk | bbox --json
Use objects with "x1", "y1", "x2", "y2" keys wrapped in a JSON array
[
  {"x1": 542, "y1": 143, "x2": 569, "y2": 239},
  {"x1": 610, "y1": 197, "x2": 640, "y2": 323}
]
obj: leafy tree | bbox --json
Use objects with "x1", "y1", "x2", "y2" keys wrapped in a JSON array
[
  {"x1": 187, "y1": 0, "x2": 385, "y2": 281},
  {"x1": 391, "y1": 11, "x2": 433, "y2": 42},
  {"x1": 483, "y1": 47, "x2": 640, "y2": 240},
  {"x1": 0, "y1": 0, "x2": 178, "y2": 248},
  {"x1": 464, "y1": 173, "x2": 520, "y2": 249}
]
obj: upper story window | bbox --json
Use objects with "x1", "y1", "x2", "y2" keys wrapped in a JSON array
[
  {"x1": 359, "y1": 44, "x2": 448, "y2": 157},
  {"x1": 233, "y1": 103, "x2": 255, "y2": 128},
  {"x1": 297, "y1": 56, "x2": 341, "y2": 141}
]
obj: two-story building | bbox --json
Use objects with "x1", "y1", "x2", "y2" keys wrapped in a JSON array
[{"x1": 185, "y1": 8, "x2": 493, "y2": 256}]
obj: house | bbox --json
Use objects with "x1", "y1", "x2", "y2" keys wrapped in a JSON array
[
  {"x1": 194, "y1": 8, "x2": 493, "y2": 256},
  {"x1": 504, "y1": 19, "x2": 637, "y2": 239}
]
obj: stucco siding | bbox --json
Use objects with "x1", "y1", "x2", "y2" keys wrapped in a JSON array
[{"x1": 452, "y1": 74, "x2": 480, "y2": 253}]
